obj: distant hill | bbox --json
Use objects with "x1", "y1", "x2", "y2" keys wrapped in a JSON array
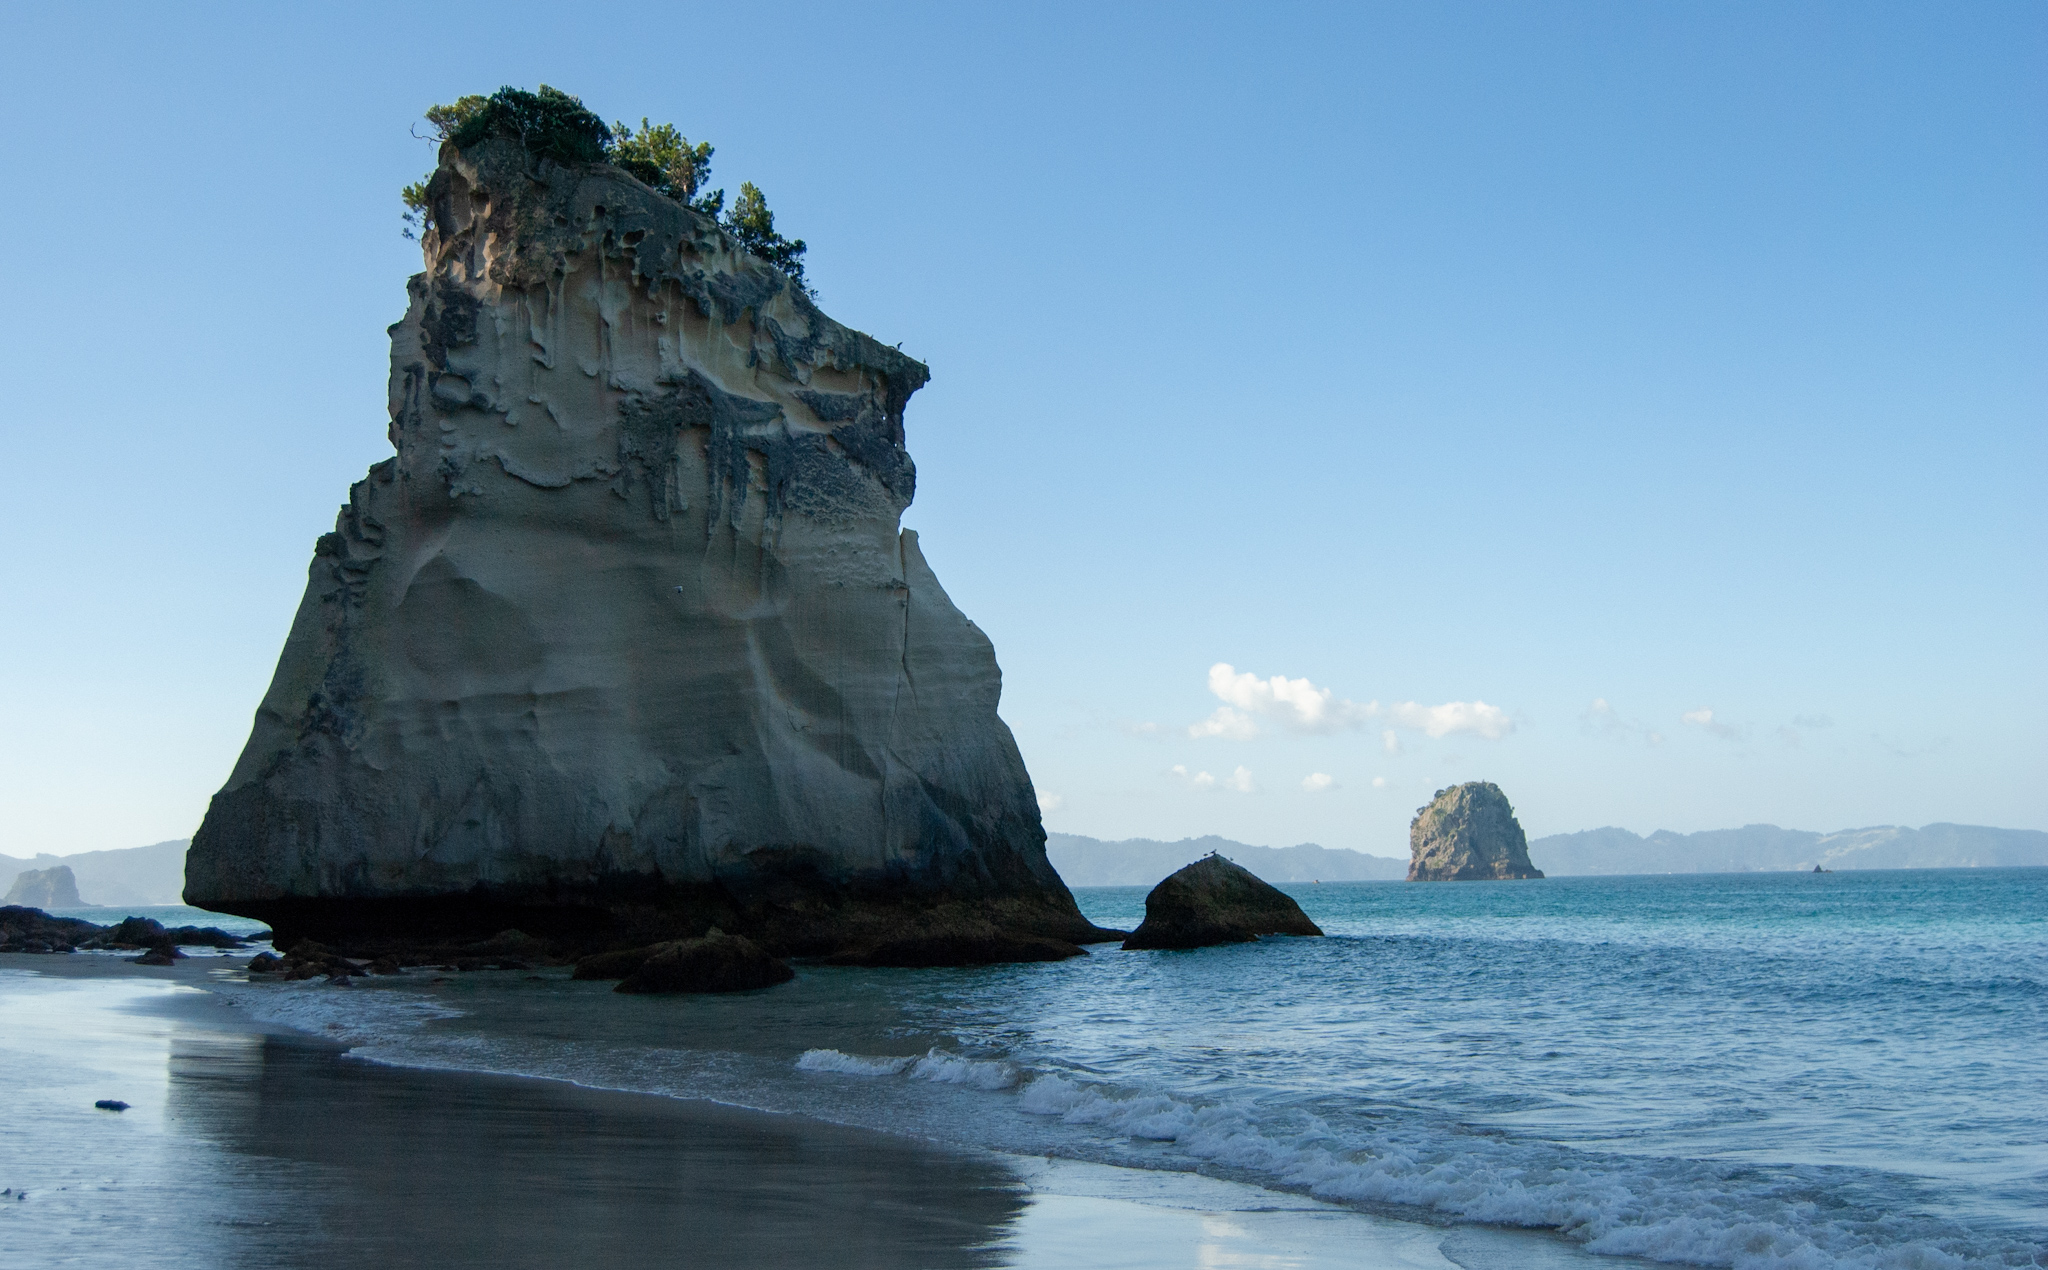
[
  {"x1": 0, "y1": 839, "x2": 189, "y2": 907},
  {"x1": 1527, "y1": 823, "x2": 2048, "y2": 875},
  {"x1": 1047, "y1": 833, "x2": 1406, "y2": 888},
  {"x1": 1047, "y1": 822, "x2": 2047, "y2": 888}
]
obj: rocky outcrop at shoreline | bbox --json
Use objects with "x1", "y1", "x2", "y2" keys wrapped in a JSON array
[
  {"x1": 183, "y1": 128, "x2": 1115, "y2": 963},
  {"x1": 0, "y1": 906, "x2": 255, "y2": 957},
  {"x1": 1122, "y1": 856, "x2": 1323, "y2": 950},
  {"x1": 1408, "y1": 782, "x2": 1544, "y2": 881}
]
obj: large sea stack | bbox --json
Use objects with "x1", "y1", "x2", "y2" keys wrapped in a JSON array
[
  {"x1": 1407, "y1": 782, "x2": 1544, "y2": 881},
  {"x1": 185, "y1": 131, "x2": 1113, "y2": 960}
]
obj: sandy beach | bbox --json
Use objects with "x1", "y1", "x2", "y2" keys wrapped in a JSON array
[{"x1": 0, "y1": 954, "x2": 1525, "y2": 1270}]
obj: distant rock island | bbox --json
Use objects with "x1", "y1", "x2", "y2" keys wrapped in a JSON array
[
  {"x1": 182, "y1": 119, "x2": 1111, "y2": 959},
  {"x1": 1408, "y1": 782, "x2": 1544, "y2": 881},
  {"x1": 0, "y1": 840, "x2": 189, "y2": 908},
  {"x1": 4, "y1": 865, "x2": 81, "y2": 908}
]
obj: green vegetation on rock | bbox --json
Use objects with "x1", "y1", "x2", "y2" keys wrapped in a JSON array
[{"x1": 400, "y1": 85, "x2": 811, "y2": 295}]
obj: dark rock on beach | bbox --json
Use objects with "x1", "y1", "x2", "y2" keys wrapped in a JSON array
[
  {"x1": 0, "y1": 906, "x2": 250, "y2": 955},
  {"x1": 0, "y1": 905, "x2": 101, "y2": 952},
  {"x1": 106, "y1": 916, "x2": 248, "y2": 949},
  {"x1": 614, "y1": 932, "x2": 795, "y2": 995},
  {"x1": 1122, "y1": 855, "x2": 1324, "y2": 951},
  {"x1": 1407, "y1": 782, "x2": 1544, "y2": 881},
  {"x1": 573, "y1": 944, "x2": 667, "y2": 981}
]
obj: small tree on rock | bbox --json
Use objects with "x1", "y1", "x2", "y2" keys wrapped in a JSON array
[{"x1": 399, "y1": 86, "x2": 815, "y2": 297}]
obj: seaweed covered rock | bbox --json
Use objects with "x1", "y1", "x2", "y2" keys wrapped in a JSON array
[
  {"x1": 614, "y1": 932, "x2": 793, "y2": 994},
  {"x1": 1122, "y1": 856, "x2": 1323, "y2": 951},
  {"x1": 1407, "y1": 782, "x2": 1544, "y2": 881},
  {"x1": 184, "y1": 129, "x2": 1114, "y2": 962}
]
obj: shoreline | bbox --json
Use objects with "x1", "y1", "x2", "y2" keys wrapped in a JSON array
[{"x1": 2, "y1": 953, "x2": 1596, "y2": 1270}]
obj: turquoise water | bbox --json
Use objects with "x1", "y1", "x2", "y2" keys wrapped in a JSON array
[{"x1": 194, "y1": 869, "x2": 2044, "y2": 1268}]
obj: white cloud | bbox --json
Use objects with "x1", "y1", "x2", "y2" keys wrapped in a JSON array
[
  {"x1": 1037, "y1": 792, "x2": 1064, "y2": 814},
  {"x1": 1382, "y1": 729, "x2": 1401, "y2": 755},
  {"x1": 1196, "y1": 664, "x2": 1513, "y2": 743},
  {"x1": 1301, "y1": 772, "x2": 1335, "y2": 793},
  {"x1": 1371, "y1": 776, "x2": 1386, "y2": 788},
  {"x1": 1170, "y1": 763, "x2": 1256, "y2": 794},
  {"x1": 1206, "y1": 664, "x2": 1376, "y2": 733},
  {"x1": 1682, "y1": 708, "x2": 1745, "y2": 742},
  {"x1": 1778, "y1": 713, "x2": 1834, "y2": 748},
  {"x1": 1385, "y1": 699, "x2": 1514, "y2": 739},
  {"x1": 1582, "y1": 697, "x2": 1664, "y2": 747},
  {"x1": 1187, "y1": 706, "x2": 1260, "y2": 740}
]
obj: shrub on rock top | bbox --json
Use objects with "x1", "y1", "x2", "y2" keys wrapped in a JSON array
[{"x1": 398, "y1": 84, "x2": 811, "y2": 295}]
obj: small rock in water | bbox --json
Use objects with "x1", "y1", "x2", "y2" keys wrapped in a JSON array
[
  {"x1": 615, "y1": 932, "x2": 795, "y2": 994},
  {"x1": 94, "y1": 1100, "x2": 129, "y2": 1112},
  {"x1": 1123, "y1": 855, "x2": 1324, "y2": 950},
  {"x1": 131, "y1": 948, "x2": 180, "y2": 966}
]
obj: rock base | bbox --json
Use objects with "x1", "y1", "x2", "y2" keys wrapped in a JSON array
[{"x1": 210, "y1": 884, "x2": 1123, "y2": 969}]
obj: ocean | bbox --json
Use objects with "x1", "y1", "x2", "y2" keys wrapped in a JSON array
[{"x1": 43, "y1": 869, "x2": 2048, "y2": 1268}]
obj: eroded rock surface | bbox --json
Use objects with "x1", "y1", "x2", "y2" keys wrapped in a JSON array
[
  {"x1": 185, "y1": 135, "x2": 1111, "y2": 961},
  {"x1": 1122, "y1": 855, "x2": 1323, "y2": 950},
  {"x1": 1407, "y1": 782, "x2": 1544, "y2": 881}
]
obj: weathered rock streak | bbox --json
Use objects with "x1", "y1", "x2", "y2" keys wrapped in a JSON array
[{"x1": 186, "y1": 138, "x2": 1098, "y2": 951}]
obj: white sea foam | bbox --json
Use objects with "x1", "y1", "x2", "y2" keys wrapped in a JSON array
[
  {"x1": 211, "y1": 977, "x2": 462, "y2": 1050},
  {"x1": 908, "y1": 1050, "x2": 1017, "y2": 1090},
  {"x1": 795, "y1": 1048, "x2": 916, "y2": 1076},
  {"x1": 1009, "y1": 1073, "x2": 2023, "y2": 1270},
  {"x1": 794, "y1": 1047, "x2": 1017, "y2": 1090}
]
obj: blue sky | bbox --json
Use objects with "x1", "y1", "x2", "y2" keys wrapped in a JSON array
[{"x1": 0, "y1": 1, "x2": 2040, "y2": 856}]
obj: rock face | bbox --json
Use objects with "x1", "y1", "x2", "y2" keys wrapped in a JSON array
[
  {"x1": 1407, "y1": 782, "x2": 1544, "y2": 881},
  {"x1": 4, "y1": 865, "x2": 81, "y2": 908},
  {"x1": 1122, "y1": 855, "x2": 1323, "y2": 950},
  {"x1": 184, "y1": 135, "x2": 1112, "y2": 960}
]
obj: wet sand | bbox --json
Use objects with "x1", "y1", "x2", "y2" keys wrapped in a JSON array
[{"x1": 0, "y1": 956, "x2": 1585, "y2": 1269}]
